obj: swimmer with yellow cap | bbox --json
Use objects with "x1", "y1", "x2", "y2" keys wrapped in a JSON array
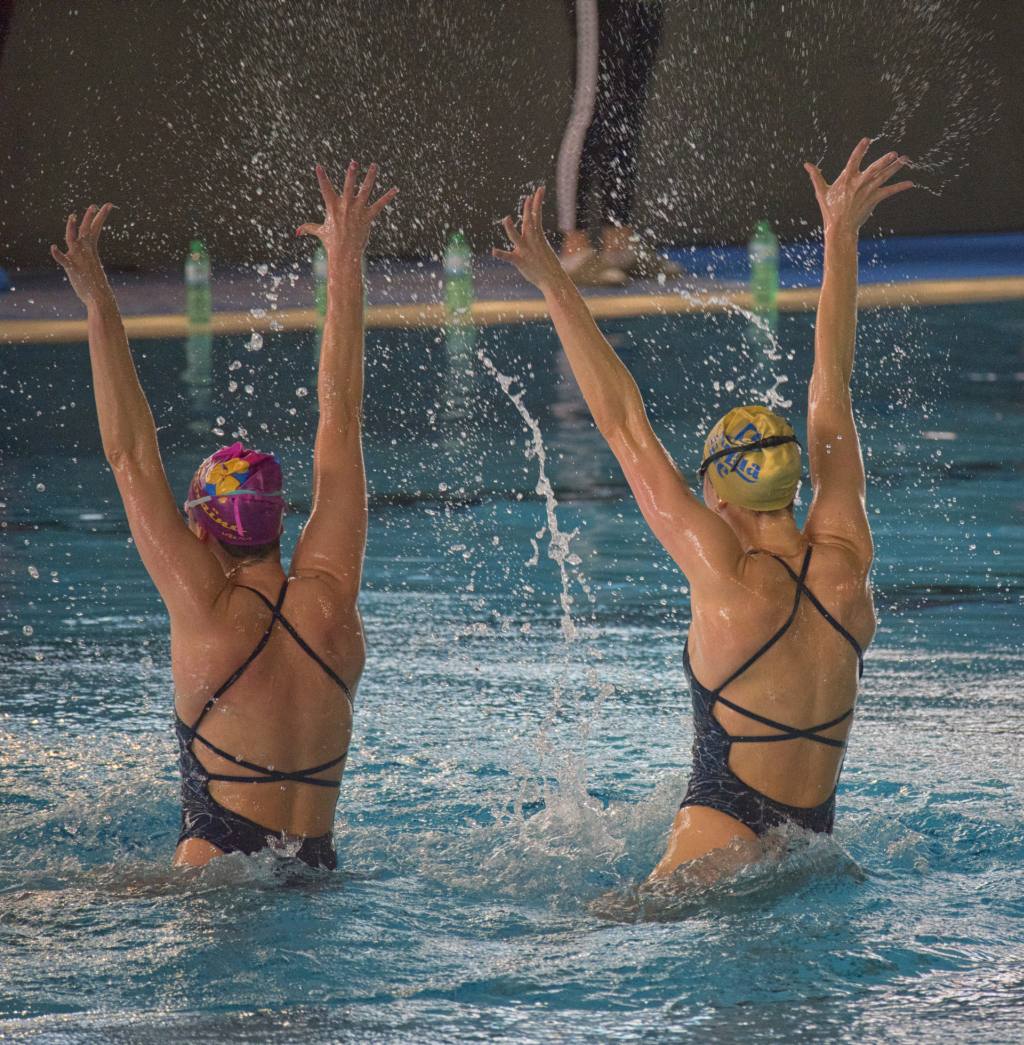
[
  {"x1": 495, "y1": 137, "x2": 915, "y2": 884},
  {"x1": 699, "y1": 405, "x2": 802, "y2": 512}
]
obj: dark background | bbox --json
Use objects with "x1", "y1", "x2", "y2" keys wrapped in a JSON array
[{"x1": 0, "y1": 0, "x2": 1019, "y2": 269}]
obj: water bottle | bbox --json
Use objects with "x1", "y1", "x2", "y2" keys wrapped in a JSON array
[
  {"x1": 313, "y1": 244, "x2": 328, "y2": 321},
  {"x1": 185, "y1": 239, "x2": 212, "y2": 327},
  {"x1": 443, "y1": 231, "x2": 474, "y2": 326},
  {"x1": 748, "y1": 220, "x2": 779, "y2": 319}
]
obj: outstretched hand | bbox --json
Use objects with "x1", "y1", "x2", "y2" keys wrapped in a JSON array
[
  {"x1": 296, "y1": 161, "x2": 398, "y2": 261},
  {"x1": 492, "y1": 186, "x2": 565, "y2": 291},
  {"x1": 805, "y1": 139, "x2": 913, "y2": 237},
  {"x1": 51, "y1": 203, "x2": 115, "y2": 306}
]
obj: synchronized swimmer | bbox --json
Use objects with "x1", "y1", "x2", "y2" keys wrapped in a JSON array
[
  {"x1": 51, "y1": 139, "x2": 912, "y2": 879},
  {"x1": 52, "y1": 163, "x2": 396, "y2": 868}
]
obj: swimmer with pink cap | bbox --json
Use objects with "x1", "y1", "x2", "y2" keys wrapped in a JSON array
[
  {"x1": 54, "y1": 157, "x2": 398, "y2": 870},
  {"x1": 184, "y1": 442, "x2": 285, "y2": 548}
]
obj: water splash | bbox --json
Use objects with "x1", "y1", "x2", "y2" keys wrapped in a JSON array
[
  {"x1": 473, "y1": 347, "x2": 622, "y2": 857},
  {"x1": 476, "y1": 349, "x2": 583, "y2": 643},
  {"x1": 673, "y1": 282, "x2": 794, "y2": 409}
]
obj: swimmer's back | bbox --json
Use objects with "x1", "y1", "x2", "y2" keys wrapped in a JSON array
[
  {"x1": 171, "y1": 574, "x2": 364, "y2": 837},
  {"x1": 687, "y1": 540, "x2": 875, "y2": 810}
]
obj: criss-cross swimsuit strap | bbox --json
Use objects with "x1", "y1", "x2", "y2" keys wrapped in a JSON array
[
  {"x1": 185, "y1": 579, "x2": 352, "y2": 786},
  {"x1": 234, "y1": 583, "x2": 354, "y2": 709},
  {"x1": 709, "y1": 546, "x2": 862, "y2": 749},
  {"x1": 764, "y1": 553, "x2": 865, "y2": 679}
]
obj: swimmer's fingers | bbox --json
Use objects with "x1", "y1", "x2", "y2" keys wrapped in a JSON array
[
  {"x1": 803, "y1": 163, "x2": 828, "y2": 202},
  {"x1": 90, "y1": 203, "x2": 115, "y2": 238},
  {"x1": 367, "y1": 186, "x2": 398, "y2": 220},
  {"x1": 872, "y1": 180, "x2": 915, "y2": 204},
  {"x1": 78, "y1": 204, "x2": 98, "y2": 238},
  {"x1": 519, "y1": 193, "x2": 532, "y2": 236},
  {"x1": 315, "y1": 164, "x2": 340, "y2": 209},
  {"x1": 50, "y1": 243, "x2": 71, "y2": 268},
  {"x1": 357, "y1": 162, "x2": 377, "y2": 204},
  {"x1": 869, "y1": 156, "x2": 910, "y2": 187},
  {"x1": 65, "y1": 212, "x2": 78, "y2": 249},
  {"x1": 501, "y1": 215, "x2": 522, "y2": 249},
  {"x1": 533, "y1": 186, "x2": 546, "y2": 229},
  {"x1": 522, "y1": 187, "x2": 542, "y2": 237},
  {"x1": 845, "y1": 137, "x2": 872, "y2": 174},
  {"x1": 295, "y1": 222, "x2": 324, "y2": 240},
  {"x1": 862, "y1": 150, "x2": 899, "y2": 181},
  {"x1": 491, "y1": 247, "x2": 516, "y2": 263},
  {"x1": 340, "y1": 159, "x2": 358, "y2": 204}
]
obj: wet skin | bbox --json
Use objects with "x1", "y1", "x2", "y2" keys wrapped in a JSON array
[
  {"x1": 53, "y1": 162, "x2": 397, "y2": 868},
  {"x1": 492, "y1": 140, "x2": 912, "y2": 880}
]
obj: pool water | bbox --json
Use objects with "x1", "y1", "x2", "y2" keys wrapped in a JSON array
[{"x1": 1, "y1": 302, "x2": 1022, "y2": 1042}]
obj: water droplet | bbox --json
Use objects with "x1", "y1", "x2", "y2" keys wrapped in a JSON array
[
  {"x1": 27, "y1": 565, "x2": 39, "y2": 579},
  {"x1": 35, "y1": 483, "x2": 45, "y2": 492},
  {"x1": 22, "y1": 624, "x2": 33, "y2": 636},
  {"x1": 295, "y1": 387, "x2": 309, "y2": 398}
]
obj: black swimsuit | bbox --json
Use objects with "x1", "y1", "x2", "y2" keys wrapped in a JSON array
[
  {"x1": 175, "y1": 579, "x2": 353, "y2": 869},
  {"x1": 680, "y1": 546, "x2": 864, "y2": 835}
]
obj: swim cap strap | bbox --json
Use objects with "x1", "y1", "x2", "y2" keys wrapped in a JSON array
[
  {"x1": 698, "y1": 435, "x2": 800, "y2": 480},
  {"x1": 183, "y1": 488, "x2": 284, "y2": 511}
]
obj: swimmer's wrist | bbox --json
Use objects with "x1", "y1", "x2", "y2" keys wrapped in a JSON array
[
  {"x1": 823, "y1": 222, "x2": 859, "y2": 248},
  {"x1": 327, "y1": 252, "x2": 363, "y2": 281},
  {"x1": 539, "y1": 268, "x2": 573, "y2": 301},
  {"x1": 84, "y1": 282, "x2": 117, "y2": 314}
]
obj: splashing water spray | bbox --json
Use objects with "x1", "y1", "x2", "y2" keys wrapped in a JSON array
[
  {"x1": 473, "y1": 348, "x2": 627, "y2": 875},
  {"x1": 476, "y1": 350, "x2": 580, "y2": 642}
]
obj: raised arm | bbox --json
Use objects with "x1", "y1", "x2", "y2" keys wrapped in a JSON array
[
  {"x1": 802, "y1": 140, "x2": 913, "y2": 564},
  {"x1": 493, "y1": 188, "x2": 742, "y2": 584},
  {"x1": 51, "y1": 208, "x2": 223, "y2": 615},
  {"x1": 290, "y1": 162, "x2": 397, "y2": 601}
]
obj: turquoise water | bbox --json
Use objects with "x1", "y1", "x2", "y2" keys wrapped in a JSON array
[{"x1": 1, "y1": 302, "x2": 1022, "y2": 1042}]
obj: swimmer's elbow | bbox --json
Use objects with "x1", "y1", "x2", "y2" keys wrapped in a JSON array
[
  {"x1": 598, "y1": 386, "x2": 649, "y2": 445},
  {"x1": 104, "y1": 441, "x2": 152, "y2": 474}
]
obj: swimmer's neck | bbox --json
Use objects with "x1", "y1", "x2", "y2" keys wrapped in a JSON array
[
  {"x1": 217, "y1": 552, "x2": 286, "y2": 590},
  {"x1": 721, "y1": 504, "x2": 806, "y2": 561}
]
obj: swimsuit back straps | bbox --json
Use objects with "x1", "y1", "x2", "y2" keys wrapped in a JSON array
[
  {"x1": 183, "y1": 579, "x2": 352, "y2": 787},
  {"x1": 705, "y1": 546, "x2": 864, "y2": 749}
]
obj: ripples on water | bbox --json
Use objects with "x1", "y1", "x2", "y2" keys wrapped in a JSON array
[{"x1": 2, "y1": 305, "x2": 1023, "y2": 1040}]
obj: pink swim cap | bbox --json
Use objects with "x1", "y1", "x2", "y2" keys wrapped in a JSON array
[{"x1": 185, "y1": 442, "x2": 284, "y2": 546}]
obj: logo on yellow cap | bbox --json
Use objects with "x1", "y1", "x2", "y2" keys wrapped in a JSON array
[{"x1": 701, "y1": 405, "x2": 801, "y2": 511}]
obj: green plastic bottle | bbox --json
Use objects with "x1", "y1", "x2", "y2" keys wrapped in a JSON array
[
  {"x1": 748, "y1": 220, "x2": 779, "y2": 320},
  {"x1": 443, "y1": 231, "x2": 474, "y2": 325},
  {"x1": 313, "y1": 244, "x2": 328, "y2": 320},
  {"x1": 185, "y1": 239, "x2": 212, "y2": 327}
]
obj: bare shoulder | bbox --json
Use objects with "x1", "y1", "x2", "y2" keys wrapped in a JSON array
[
  {"x1": 804, "y1": 539, "x2": 877, "y2": 644},
  {"x1": 284, "y1": 572, "x2": 366, "y2": 661},
  {"x1": 694, "y1": 542, "x2": 873, "y2": 623},
  {"x1": 804, "y1": 538, "x2": 872, "y2": 591}
]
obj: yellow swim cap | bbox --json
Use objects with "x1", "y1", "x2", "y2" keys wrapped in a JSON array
[{"x1": 700, "y1": 405, "x2": 801, "y2": 511}]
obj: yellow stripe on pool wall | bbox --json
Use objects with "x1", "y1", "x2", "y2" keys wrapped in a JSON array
[{"x1": 2, "y1": 276, "x2": 1024, "y2": 344}]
